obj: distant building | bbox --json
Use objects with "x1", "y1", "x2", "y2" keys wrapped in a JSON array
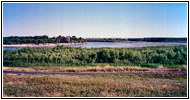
[{"x1": 66, "y1": 36, "x2": 71, "y2": 42}]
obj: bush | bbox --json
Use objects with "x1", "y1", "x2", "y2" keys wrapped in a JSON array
[{"x1": 3, "y1": 45, "x2": 187, "y2": 67}]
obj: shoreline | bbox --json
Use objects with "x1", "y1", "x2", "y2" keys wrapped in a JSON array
[
  {"x1": 113, "y1": 41, "x2": 187, "y2": 43},
  {"x1": 3, "y1": 42, "x2": 87, "y2": 47}
]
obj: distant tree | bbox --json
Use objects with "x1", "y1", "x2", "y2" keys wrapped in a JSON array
[{"x1": 3, "y1": 35, "x2": 86, "y2": 44}]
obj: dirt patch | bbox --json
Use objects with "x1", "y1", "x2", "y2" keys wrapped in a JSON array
[{"x1": 3, "y1": 66, "x2": 36, "y2": 72}]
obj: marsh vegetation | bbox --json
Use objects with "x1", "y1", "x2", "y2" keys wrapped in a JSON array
[{"x1": 3, "y1": 45, "x2": 187, "y2": 67}]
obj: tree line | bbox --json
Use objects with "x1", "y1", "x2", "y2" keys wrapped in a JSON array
[
  {"x1": 3, "y1": 45, "x2": 187, "y2": 67},
  {"x1": 86, "y1": 37, "x2": 187, "y2": 42},
  {"x1": 3, "y1": 35, "x2": 86, "y2": 44},
  {"x1": 4, "y1": 36, "x2": 187, "y2": 44},
  {"x1": 128, "y1": 37, "x2": 187, "y2": 42}
]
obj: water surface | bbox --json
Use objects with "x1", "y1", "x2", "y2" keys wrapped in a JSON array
[
  {"x1": 3, "y1": 42, "x2": 187, "y2": 50},
  {"x1": 68, "y1": 42, "x2": 187, "y2": 48}
]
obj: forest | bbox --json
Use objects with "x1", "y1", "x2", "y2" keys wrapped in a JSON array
[
  {"x1": 3, "y1": 35, "x2": 86, "y2": 44},
  {"x1": 4, "y1": 36, "x2": 187, "y2": 44},
  {"x1": 127, "y1": 37, "x2": 187, "y2": 42},
  {"x1": 3, "y1": 45, "x2": 187, "y2": 67},
  {"x1": 86, "y1": 37, "x2": 187, "y2": 42}
]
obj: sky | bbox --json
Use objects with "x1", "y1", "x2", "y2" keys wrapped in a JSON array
[{"x1": 3, "y1": 3, "x2": 188, "y2": 38}]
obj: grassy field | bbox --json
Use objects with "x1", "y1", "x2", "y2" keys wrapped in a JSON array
[
  {"x1": 3, "y1": 45, "x2": 187, "y2": 97},
  {"x1": 3, "y1": 73, "x2": 187, "y2": 97}
]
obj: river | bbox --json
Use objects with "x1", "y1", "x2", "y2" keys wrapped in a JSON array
[{"x1": 3, "y1": 42, "x2": 187, "y2": 50}]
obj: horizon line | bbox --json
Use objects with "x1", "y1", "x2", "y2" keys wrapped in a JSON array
[{"x1": 3, "y1": 35, "x2": 187, "y2": 38}]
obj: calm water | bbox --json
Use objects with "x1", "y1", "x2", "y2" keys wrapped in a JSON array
[
  {"x1": 3, "y1": 46, "x2": 55, "y2": 50},
  {"x1": 3, "y1": 42, "x2": 187, "y2": 50}
]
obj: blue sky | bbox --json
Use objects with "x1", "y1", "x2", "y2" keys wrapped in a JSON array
[{"x1": 3, "y1": 3, "x2": 187, "y2": 38}]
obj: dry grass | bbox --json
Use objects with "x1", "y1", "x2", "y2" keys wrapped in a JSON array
[
  {"x1": 176, "y1": 65, "x2": 187, "y2": 71},
  {"x1": 4, "y1": 65, "x2": 182, "y2": 73},
  {"x1": 3, "y1": 66, "x2": 151, "y2": 72},
  {"x1": 3, "y1": 73, "x2": 187, "y2": 97},
  {"x1": 4, "y1": 65, "x2": 187, "y2": 74}
]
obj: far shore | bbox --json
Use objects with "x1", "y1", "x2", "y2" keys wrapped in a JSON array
[
  {"x1": 3, "y1": 42, "x2": 87, "y2": 47},
  {"x1": 113, "y1": 41, "x2": 187, "y2": 43}
]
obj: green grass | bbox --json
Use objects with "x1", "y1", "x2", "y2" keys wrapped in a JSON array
[{"x1": 3, "y1": 73, "x2": 187, "y2": 97}]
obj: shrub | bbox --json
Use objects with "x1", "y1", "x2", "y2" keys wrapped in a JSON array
[{"x1": 3, "y1": 45, "x2": 187, "y2": 67}]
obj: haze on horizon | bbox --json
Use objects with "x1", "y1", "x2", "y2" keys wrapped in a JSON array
[{"x1": 3, "y1": 3, "x2": 188, "y2": 38}]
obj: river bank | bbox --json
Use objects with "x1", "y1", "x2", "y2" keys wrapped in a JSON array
[{"x1": 3, "y1": 42, "x2": 87, "y2": 47}]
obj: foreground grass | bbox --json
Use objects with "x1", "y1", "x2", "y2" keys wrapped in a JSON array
[{"x1": 3, "y1": 73, "x2": 187, "y2": 97}]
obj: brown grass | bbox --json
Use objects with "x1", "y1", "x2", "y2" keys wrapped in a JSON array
[
  {"x1": 3, "y1": 65, "x2": 172, "y2": 73},
  {"x1": 4, "y1": 65, "x2": 187, "y2": 73},
  {"x1": 3, "y1": 73, "x2": 187, "y2": 97}
]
